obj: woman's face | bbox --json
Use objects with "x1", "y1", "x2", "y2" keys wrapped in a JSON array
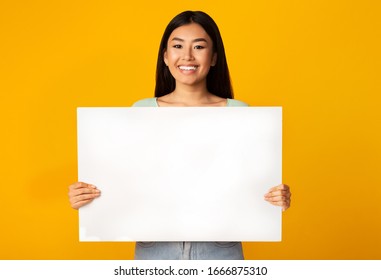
[{"x1": 164, "y1": 23, "x2": 217, "y2": 89}]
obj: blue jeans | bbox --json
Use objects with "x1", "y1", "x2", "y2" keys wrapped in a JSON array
[{"x1": 135, "y1": 242, "x2": 244, "y2": 260}]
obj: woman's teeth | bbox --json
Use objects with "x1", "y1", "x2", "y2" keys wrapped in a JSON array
[{"x1": 179, "y1": 66, "x2": 197, "y2": 71}]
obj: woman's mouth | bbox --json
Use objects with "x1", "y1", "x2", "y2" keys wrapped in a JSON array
[{"x1": 178, "y1": 65, "x2": 198, "y2": 71}]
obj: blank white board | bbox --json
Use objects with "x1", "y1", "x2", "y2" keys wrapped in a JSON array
[{"x1": 78, "y1": 107, "x2": 282, "y2": 241}]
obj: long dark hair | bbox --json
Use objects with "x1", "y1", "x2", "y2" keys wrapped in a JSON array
[{"x1": 155, "y1": 11, "x2": 233, "y2": 99}]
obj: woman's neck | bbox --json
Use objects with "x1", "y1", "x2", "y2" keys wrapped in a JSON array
[
  {"x1": 157, "y1": 86, "x2": 227, "y2": 107},
  {"x1": 170, "y1": 88, "x2": 211, "y2": 103}
]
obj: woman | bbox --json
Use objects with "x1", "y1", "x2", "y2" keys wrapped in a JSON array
[{"x1": 69, "y1": 10, "x2": 291, "y2": 260}]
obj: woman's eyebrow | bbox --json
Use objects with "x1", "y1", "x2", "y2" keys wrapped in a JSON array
[{"x1": 171, "y1": 37, "x2": 208, "y2": 43}]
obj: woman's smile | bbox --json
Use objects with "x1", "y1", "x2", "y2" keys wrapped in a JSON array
[{"x1": 178, "y1": 65, "x2": 198, "y2": 71}]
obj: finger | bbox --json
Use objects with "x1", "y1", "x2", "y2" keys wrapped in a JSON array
[
  {"x1": 71, "y1": 198, "x2": 94, "y2": 210},
  {"x1": 68, "y1": 183, "x2": 100, "y2": 199},
  {"x1": 264, "y1": 189, "x2": 289, "y2": 197},
  {"x1": 264, "y1": 195, "x2": 288, "y2": 203},
  {"x1": 70, "y1": 192, "x2": 100, "y2": 205},
  {"x1": 268, "y1": 200, "x2": 285, "y2": 206},
  {"x1": 69, "y1": 182, "x2": 97, "y2": 191},
  {"x1": 283, "y1": 199, "x2": 291, "y2": 211},
  {"x1": 69, "y1": 182, "x2": 87, "y2": 190},
  {"x1": 266, "y1": 190, "x2": 287, "y2": 196},
  {"x1": 69, "y1": 187, "x2": 100, "y2": 198},
  {"x1": 266, "y1": 184, "x2": 289, "y2": 194},
  {"x1": 266, "y1": 199, "x2": 290, "y2": 209},
  {"x1": 266, "y1": 185, "x2": 279, "y2": 193}
]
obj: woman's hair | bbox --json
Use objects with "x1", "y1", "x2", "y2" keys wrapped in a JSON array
[{"x1": 155, "y1": 10, "x2": 233, "y2": 99}]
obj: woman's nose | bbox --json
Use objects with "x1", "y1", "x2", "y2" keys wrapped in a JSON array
[{"x1": 182, "y1": 47, "x2": 195, "y2": 61}]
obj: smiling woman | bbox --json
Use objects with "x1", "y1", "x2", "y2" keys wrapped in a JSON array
[{"x1": 68, "y1": 10, "x2": 291, "y2": 260}]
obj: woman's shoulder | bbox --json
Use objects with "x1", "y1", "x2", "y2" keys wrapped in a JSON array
[
  {"x1": 227, "y1": 98, "x2": 249, "y2": 107},
  {"x1": 132, "y1": 98, "x2": 158, "y2": 107}
]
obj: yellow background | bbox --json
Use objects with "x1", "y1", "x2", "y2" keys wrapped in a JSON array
[{"x1": 1, "y1": 0, "x2": 380, "y2": 259}]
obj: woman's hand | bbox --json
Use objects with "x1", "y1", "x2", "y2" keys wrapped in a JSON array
[
  {"x1": 68, "y1": 182, "x2": 101, "y2": 210},
  {"x1": 264, "y1": 184, "x2": 291, "y2": 211}
]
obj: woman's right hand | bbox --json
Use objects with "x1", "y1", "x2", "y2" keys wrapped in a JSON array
[{"x1": 68, "y1": 182, "x2": 101, "y2": 209}]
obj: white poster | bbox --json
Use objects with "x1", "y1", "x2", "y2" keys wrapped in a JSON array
[{"x1": 78, "y1": 107, "x2": 282, "y2": 241}]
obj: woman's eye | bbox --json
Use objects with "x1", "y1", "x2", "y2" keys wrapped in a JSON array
[
  {"x1": 173, "y1": 44, "x2": 182, "y2": 49},
  {"x1": 194, "y1": 45, "x2": 205, "y2": 49}
]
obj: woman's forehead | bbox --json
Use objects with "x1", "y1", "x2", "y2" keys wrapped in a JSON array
[{"x1": 168, "y1": 23, "x2": 211, "y2": 41}]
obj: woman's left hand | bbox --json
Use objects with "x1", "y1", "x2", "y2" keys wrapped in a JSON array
[{"x1": 264, "y1": 184, "x2": 291, "y2": 211}]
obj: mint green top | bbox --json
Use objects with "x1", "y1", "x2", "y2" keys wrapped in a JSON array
[{"x1": 132, "y1": 98, "x2": 248, "y2": 107}]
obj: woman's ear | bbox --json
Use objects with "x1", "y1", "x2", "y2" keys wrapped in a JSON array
[
  {"x1": 211, "y1": 53, "x2": 217, "y2": 66},
  {"x1": 163, "y1": 49, "x2": 168, "y2": 66}
]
